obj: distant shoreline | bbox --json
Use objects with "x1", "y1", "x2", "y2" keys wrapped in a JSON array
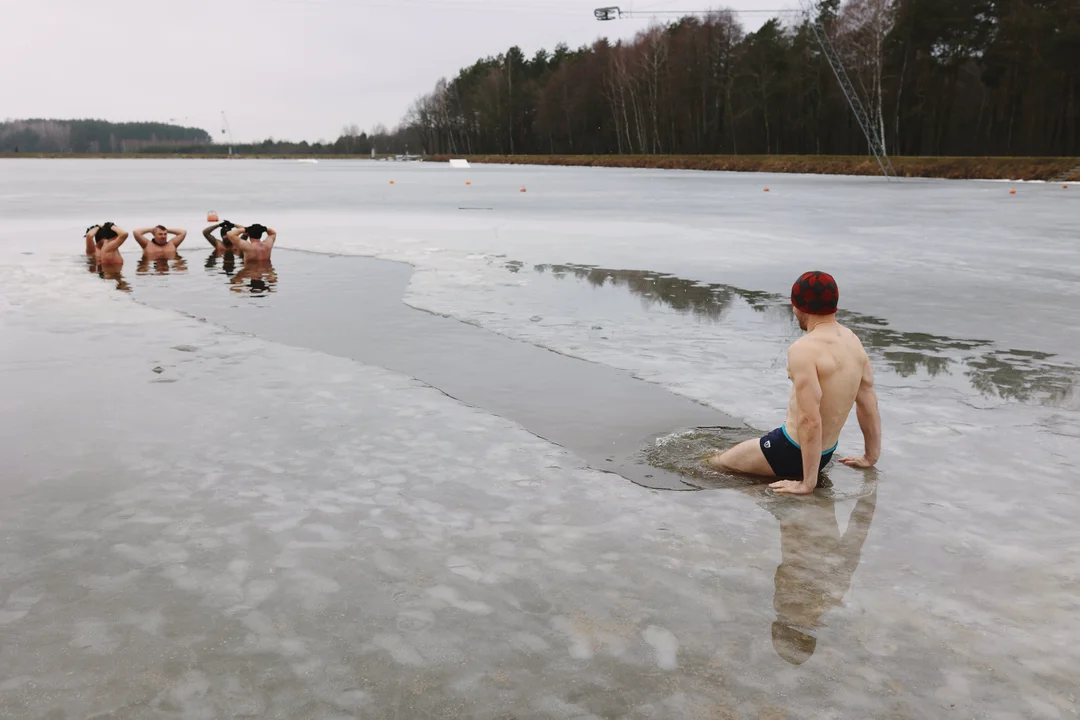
[
  {"x1": 426, "y1": 154, "x2": 1080, "y2": 182},
  {"x1": 2, "y1": 153, "x2": 1077, "y2": 181}
]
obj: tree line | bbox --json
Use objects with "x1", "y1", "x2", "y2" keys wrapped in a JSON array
[
  {"x1": 399, "y1": 0, "x2": 1080, "y2": 157},
  {"x1": 0, "y1": 119, "x2": 414, "y2": 156},
  {"x1": 131, "y1": 125, "x2": 411, "y2": 156},
  {"x1": 7, "y1": 1, "x2": 1077, "y2": 159},
  {"x1": 0, "y1": 120, "x2": 213, "y2": 153}
]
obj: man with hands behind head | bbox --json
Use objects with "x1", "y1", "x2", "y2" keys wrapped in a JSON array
[
  {"x1": 84, "y1": 222, "x2": 129, "y2": 266},
  {"x1": 203, "y1": 219, "x2": 241, "y2": 255},
  {"x1": 226, "y1": 223, "x2": 276, "y2": 263},
  {"x1": 133, "y1": 224, "x2": 187, "y2": 259}
]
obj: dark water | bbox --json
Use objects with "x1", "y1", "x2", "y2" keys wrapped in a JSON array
[{"x1": 123, "y1": 249, "x2": 743, "y2": 491}]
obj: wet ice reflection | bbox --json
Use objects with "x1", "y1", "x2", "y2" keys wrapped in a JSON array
[
  {"x1": 767, "y1": 488, "x2": 877, "y2": 665},
  {"x1": 85, "y1": 256, "x2": 131, "y2": 293},
  {"x1": 518, "y1": 262, "x2": 1078, "y2": 407}
]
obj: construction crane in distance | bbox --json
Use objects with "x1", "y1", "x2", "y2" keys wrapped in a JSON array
[
  {"x1": 220, "y1": 111, "x2": 234, "y2": 156},
  {"x1": 593, "y1": 5, "x2": 897, "y2": 180},
  {"x1": 595, "y1": 6, "x2": 801, "y2": 21}
]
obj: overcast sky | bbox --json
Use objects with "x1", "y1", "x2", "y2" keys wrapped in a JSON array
[{"x1": 3, "y1": 0, "x2": 799, "y2": 143}]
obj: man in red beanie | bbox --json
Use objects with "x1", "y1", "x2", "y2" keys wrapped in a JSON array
[{"x1": 708, "y1": 271, "x2": 881, "y2": 495}]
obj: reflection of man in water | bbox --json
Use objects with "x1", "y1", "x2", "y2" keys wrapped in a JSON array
[
  {"x1": 708, "y1": 272, "x2": 882, "y2": 495},
  {"x1": 205, "y1": 251, "x2": 238, "y2": 277},
  {"x1": 137, "y1": 256, "x2": 188, "y2": 276},
  {"x1": 230, "y1": 262, "x2": 277, "y2": 295},
  {"x1": 766, "y1": 488, "x2": 876, "y2": 664},
  {"x1": 85, "y1": 256, "x2": 131, "y2": 293}
]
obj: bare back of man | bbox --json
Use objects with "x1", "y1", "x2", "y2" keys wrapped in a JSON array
[
  {"x1": 226, "y1": 224, "x2": 276, "y2": 263},
  {"x1": 85, "y1": 223, "x2": 129, "y2": 266},
  {"x1": 708, "y1": 271, "x2": 881, "y2": 496},
  {"x1": 784, "y1": 323, "x2": 867, "y2": 450},
  {"x1": 134, "y1": 225, "x2": 187, "y2": 259}
]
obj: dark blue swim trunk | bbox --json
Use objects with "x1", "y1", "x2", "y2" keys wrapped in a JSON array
[{"x1": 760, "y1": 426, "x2": 838, "y2": 479}]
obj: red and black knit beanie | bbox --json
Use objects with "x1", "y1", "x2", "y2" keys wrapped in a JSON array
[{"x1": 791, "y1": 271, "x2": 839, "y2": 315}]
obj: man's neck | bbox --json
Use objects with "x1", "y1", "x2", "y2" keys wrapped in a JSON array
[
  {"x1": 151, "y1": 239, "x2": 169, "y2": 247},
  {"x1": 806, "y1": 315, "x2": 839, "y2": 333}
]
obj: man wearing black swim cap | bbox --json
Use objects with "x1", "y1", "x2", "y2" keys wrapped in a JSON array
[
  {"x1": 708, "y1": 271, "x2": 882, "y2": 495},
  {"x1": 203, "y1": 219, "x2": 241, "y2": 256},
  {"x1": 225, "y1": 223, "x2": 276, "y2": 263},
  {"x1": 84, "y1": 222, "x2": 130, "y2": 266}
]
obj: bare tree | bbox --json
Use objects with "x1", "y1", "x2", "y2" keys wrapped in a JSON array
[{"x1": 835, "y1": 0, "x2": 896, "y2": 152}]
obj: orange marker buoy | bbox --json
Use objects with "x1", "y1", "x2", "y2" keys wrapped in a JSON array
[
  {"x1": 466, "y1": 181, "x2": 472, "y2": 185},
  {"x1": 764, "y1": 187, "x2": 770, "y2": 192},
  {"x1": 1010, "y1": 189, "x2": 1017, "y2": 195},
  {"x1": 1064, "y1": 185, "x2": 1069, "y2": 189},
  {"x1": 520, "y1": 187, "x2": 527, "y2": 193},
  {"x1": 390, "y1": 180, "x2": 395, "y2": 185},
  {"x1": 207, "y1": 211, "x2": 219, "y2": 222}
]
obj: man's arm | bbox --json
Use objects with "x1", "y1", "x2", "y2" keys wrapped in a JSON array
[
  {"x1": 102, "y1": 225, "x2": 129, "y2": 253},
  {"x1": 168, "y1": 228, "x2": 188, "y2": 248},
  {"x1": 771, "y1": 344, "x2": 823, "y2": 496},
  {"x1": 131, "y1": 227, "x2": 152, "y2": 249},
  {"x1": 85, "y1": 226, "x2": 100, "y2": 255},
  {"x1": 840, "y1": 358, "x2": 881, "y2": 469},
  {"x1": 264, "y1": 227, "x2": 277, "y2": 249},
  {"x1": 202, "y1": 223, "x2": 224, "y2": 248},
  {"x1": 226, "y1": 227, "x2": 253, "y2": 253}
]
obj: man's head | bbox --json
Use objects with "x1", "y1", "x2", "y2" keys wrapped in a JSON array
[
  {"x1": 152, "y1": 225, "x2": 169, "y2": 245},
  {"x1": 791, "y1": 270, "x2": 838, "y2": 330},
  {"x1": 94, "y1": 222, "x2": 117, "y2": 244},
  {"x1": 246, "y1": 223, "x2": 267, "y2": 240},
  {"x1": 772, "y1": 621, "x2": 817, "y2": 665},
  {"x1": 219, "y1": 220, "x2": 236, "y2": 246}
]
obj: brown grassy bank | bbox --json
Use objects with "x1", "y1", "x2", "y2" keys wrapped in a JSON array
[
  {"x1": 0, "y1": 153, "x2": 384, "y2": 160},
  {"x1": 428, "y1": 154, "x2": 1080, "y2": 181},
  {"x1": 4, "y1": 153, "x2": 1077, "y2": 180}
]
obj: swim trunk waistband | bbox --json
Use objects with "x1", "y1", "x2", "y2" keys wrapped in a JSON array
[{"x1": 780, "y1": 425, "x2": 839, "y2": 455}]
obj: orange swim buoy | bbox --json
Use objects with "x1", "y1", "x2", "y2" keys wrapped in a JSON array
[
  {"x1": 207, "y1": 211, "x2": 219, "y2": 222},
  {"x1": 520, "y1": 187, "x2": 527, "y2": 193},
  {"x1": 466, "y1": 181, "x2": 472, "y2": 185},
  {"x1": 1010, "y1": 189, "x2": 1017, "y2": 195},
  {"x1": 390, "y1": 180, "x2": 395, "y2": 185},
  {"x1": 764, "y1": 187, "x2": 770, "y2": 192}
]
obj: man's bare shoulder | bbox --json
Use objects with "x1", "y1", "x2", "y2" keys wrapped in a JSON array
[
  {"x1": 786, "y1": 336, "x2": 821, "y2": 373},
  {"x1": 788, "y1": 332, "x2": 825, "y2": 357},
  {"x1": 835, "y1": 322, "x2": 870, "y2": 356}
]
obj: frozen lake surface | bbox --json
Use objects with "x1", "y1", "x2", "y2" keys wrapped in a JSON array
[{"x1": 0, "y1": 159, "x2": 1077, "y2": 718}]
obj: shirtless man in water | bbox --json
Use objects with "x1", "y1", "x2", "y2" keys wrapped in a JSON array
[
  {"x1": 203, "y1": 220, "x2": 240, "y2": 256},
  {"x1": 225, "y1": 223, "x2": 276, "y2": 262},
  {"x1": 708, "y1": 271, "x2": 881, "y2": 496},
  {"x1": 84, "y1": 222, "x2": 129, "y2": 265},
  {"x1": 133, "y1": 225, "x2": 187, "y2": 259}
]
